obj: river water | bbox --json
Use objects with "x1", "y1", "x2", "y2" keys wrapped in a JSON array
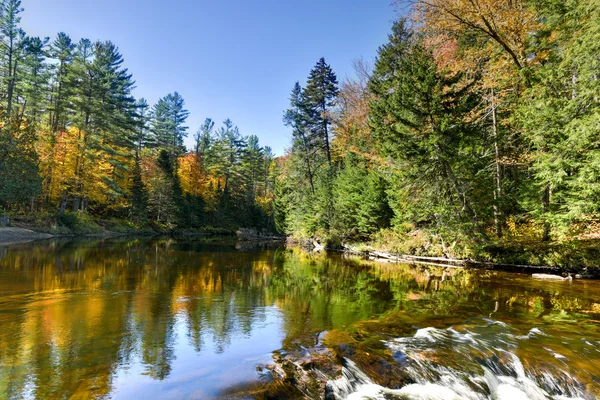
[{"x1": 0, "y1": 237, "x2": 598, "y2": 399}]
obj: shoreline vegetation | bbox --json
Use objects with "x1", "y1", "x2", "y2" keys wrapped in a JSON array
[
  {"x1": 2, "y1": 218, "x2": 598, "y2": 278},
  {"x1": 290, "y1": 236, "x2": 600, "y2": 279},
  {"x1": 272, "y1": 1, "x2": 600, "y2": 280},
  {"x1": 0, "y1": 213, "x2": 237, "y2": 245},
  {"x1": 1, "y1": 0, "x2": 600, "y2": 281}
]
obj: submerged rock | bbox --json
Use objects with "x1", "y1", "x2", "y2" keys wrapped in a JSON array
[{"x1": 228, "y1": 345, "x2": 343, "y2": 399}]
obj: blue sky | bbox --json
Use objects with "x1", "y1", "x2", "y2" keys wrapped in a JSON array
[{"x1": 21, "y1": 0, "x2": 398, "y2": 155}]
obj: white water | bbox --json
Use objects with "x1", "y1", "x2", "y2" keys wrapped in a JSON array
[{"x1": 327, "y1": 319, "x2": 592, "y2": 400}]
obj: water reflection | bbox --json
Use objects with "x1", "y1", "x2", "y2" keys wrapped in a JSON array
[{"x1": 0, "y1": 238, "x2": 598, "y2": 399}]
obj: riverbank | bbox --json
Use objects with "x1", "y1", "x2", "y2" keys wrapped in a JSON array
[
  {"x1": 288, "y1": 233, "x2": 600, "y2": 278},
  {"x1": 0, "y1": 227, "x2": 54, "y2": 245},
  {"x1": 0, "y1": 225, "x2": 145, "y2": 246},
  {"x1": 341, "y1": 245, "x2": 599, "y2": 279},
  {"x1": 0, "y1": 213, "x2": 239, "y2": 245}
]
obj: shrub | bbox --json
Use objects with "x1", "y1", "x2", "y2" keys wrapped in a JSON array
[{"x1": 56, "y1": 212, "x2": 102, "y2": 234}]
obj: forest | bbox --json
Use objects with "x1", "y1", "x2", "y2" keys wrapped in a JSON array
[
  {"x1": 2, "y1": 0, "x2": 600, "y2": 254},
  {"x1": 0, "y1": 0, "x2": 277, "y2": 233},
  {"x1": 276, "y1": 0, "x2": 600, "y2": 256}
]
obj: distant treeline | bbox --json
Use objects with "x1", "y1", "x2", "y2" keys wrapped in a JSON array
[
  {"x1": 276, "y1": 0, "x2": 600, "y2": 248},
  {"x1": 0, "y1": 0, "x2": 277, "y2": 231}
]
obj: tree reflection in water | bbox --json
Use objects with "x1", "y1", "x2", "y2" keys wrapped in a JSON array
[{"x1": 0, "y1": 238, "x2": 599, "y2": 399}]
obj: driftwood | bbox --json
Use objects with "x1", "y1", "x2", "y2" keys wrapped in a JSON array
[
  {"x1": 532, "y1": 273, "x2": 572, "y2": 281},
  {"x1": 342, "y1": 243, "x2": 596, "y2": 278},
  {"x1": 236, "y1": 229, "x2": 285, "y2": 242},
  {"x1": 312, "y1": 241, "x2": 325, "y2": 251}
]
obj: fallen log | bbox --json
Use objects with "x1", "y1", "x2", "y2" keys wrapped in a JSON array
[
  {"x1": 341, "y1": 246, "x2": 597, "y2": 278},
  {"x1": 532, "y1": 273, "x2": 572, "y2": 281}
]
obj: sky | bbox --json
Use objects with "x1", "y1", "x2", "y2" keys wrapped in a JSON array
[{"x1": 21, "y1": 0, "x2": 398, "y2": 155}]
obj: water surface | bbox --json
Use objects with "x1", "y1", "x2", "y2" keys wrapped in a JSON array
[{"x1": 0, "y1": 238, "x2": 599, "y2": 399}]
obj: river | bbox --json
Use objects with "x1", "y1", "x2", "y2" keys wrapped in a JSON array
[{"x1": 0, "y1": 237, "x2": 598, "y2": 399}]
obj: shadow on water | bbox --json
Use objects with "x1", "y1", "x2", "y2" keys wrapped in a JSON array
[{"x1": 0, "y1": 238, "x2": 599, "y2": 399}]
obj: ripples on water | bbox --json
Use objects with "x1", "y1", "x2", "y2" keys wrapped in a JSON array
[{"x1": 328, "y1": 318, "x2": 595, "y2": 399}]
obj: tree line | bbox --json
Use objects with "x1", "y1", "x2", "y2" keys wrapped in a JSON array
[
  {"x1": 276, "y1": 0, "x2": 600, "y2": 247},
  {"x1": 0, "y1": 0, "x2": 277, "y2": 231}
]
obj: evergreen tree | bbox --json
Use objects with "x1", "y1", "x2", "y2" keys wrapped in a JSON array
[
  {"x1": 153, "y1": 149, "x2": 185, "y2": 227},
  {"x1": 48, "y1": 32, "x2": 75, "y2": 134},
  {"x1": 0, "y1": 120, "x2": 41, "y2": 209},
  {"x1": 134, "y1": 98, "x2": 150, "y2": 154},
  {"x1": 65, "y1": 40, "x2": 138, "y2": 211},
  {"x1": 518, "y1": 0, "x2": 600, "y2": 239},
  {"x1": 280, "y1": 62, "x2": 340, "y2": 238},
  {"x1": 211, "y1": 119, "x2": 246, "y2": 194},
  {"x1": 284, "y1": 82, "x2": 316, "y2": 194},
  {"x1": 0, "y1": 0, "x2": 27, "y2": 120},
  {"x1": 151, "y1": 92, "x2": 190, "y2": 158},
  {"x1": 369, "y1": 20, "x2": 491, "y2": 237},
  {"x1": 241, "y1": 135, "x2": 264, "y2": 200},
  {"x1": 20, "y1": 36, "x2": 50, "y2": 124},
  {"x1": 42, "y1": 32, "x2": 74, "y2": 204},
  {"x1": 194, "y1": 117, "x2": 214, "y2": 156},
  {"x1": 332, "y1": 153, "x2": 392, "y2": 238},
  {"x1": 129, "y1": 155, "x2": 148, "y2": 224},
  {"x1": 303, "y1": 57, "x2": 339, "y2": 166}
]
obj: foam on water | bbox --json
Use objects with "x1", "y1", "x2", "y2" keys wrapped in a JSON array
[{"x1": 327, "y1": 319, "x2": 592, "y2": 400}]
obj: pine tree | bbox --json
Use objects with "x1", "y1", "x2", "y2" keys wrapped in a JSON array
[
  {"x1": 57, "y1": 39, "x2": 138, "y2": 212},
  {"x1": 194, "y1": 117, "x2": 214, "y2": 156},
  {"x1": 0, "y1": 120, "x2": 41, "y2": 209},
  {"x1": 332, "y1": 153, "x2": 392, "y2": 238},
  {"x1": 280, "y1": 62, "x2": 340, "y2": 237},
  {"x1": 129, "y1": 155, "x2": 148, "y2": 224},
  {"x1": 134, "y1": 98, "x2": 150, "y2": 154},
  {"x1": 0, "y1": 0, "x2": 44, "y2": 211},
  {"x1": 369, "y1": 20, "x2": 490, "y2": 237},
  {"x1": 211, "y1": 119, "x2": 246, "y2": 195},
  {"x1": 20, "y1": 36, "x2": 50, "y2": 124},
  {"x1": 241, "y1": 135, "x2": 264, "y2": 200},
  {"x1": 48, "y1": 32, "x2": 75, "y2": 134},
  {"x1": 151, "y1": 92, "x2": 190, "y2": 158},
  {"x1": 303, "y1": 57, "x2": 339, "y2": 166},
  {"x1": 0, "y1": 0, "x2": 27, "y2": 120},
  {"x1": 284, "y1": 82, "x2": 316, "y2": 194},
  {"x1": 153, "y1": 149, "x2": 186, "y2": 227},
  {"x1": 518, "y1": 0, "x2": 600, "y2": 239}
]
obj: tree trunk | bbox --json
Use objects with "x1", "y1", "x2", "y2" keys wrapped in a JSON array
[
  {"x1": 323, "y1": 118, "x2": 332, "y2": 166},
  {"x1": 491, "y1": 89, "x2": 503, "y2": 238},
  {"x1": 443, "y1": 158, "x2": 488, "y2": 240},
  {"x1": 542, "y1": 186, "x2": 551, "y2": 241},
  {"x1": 300, "y1": 132, "x2": 315, "y2": 194},
  {"x1": 6, "y1": 35, "x2": 14, "y2": 120},
  {"x1": 59, "y1": 198, "x2": 67, "y2": 214}
]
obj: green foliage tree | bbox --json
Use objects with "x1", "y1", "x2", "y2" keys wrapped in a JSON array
[
  {"x1": 303, "y1": 57, "x2": 339, "y2": 166},
  {"x1": 518, "y1": 0, "x2": 600, "y2": 239},
  {"x1": 332, "y1": 153, "x2": 392, "y2": 239},
  {"x1": 369, "y1": 20, "x2": 491, "y2": 237},
  {"x1": 129, "y1": 155, "x2": 148, "y2": 225},
  {"x1": 0, "y1": 121, "x2": 41, "y2": 208},
  {"x1": 151, "y1": 92, "x2": 190, "y2": 158},
  {"x1": 279, "y1": 60, "x2": 341, "y2": 240}
]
